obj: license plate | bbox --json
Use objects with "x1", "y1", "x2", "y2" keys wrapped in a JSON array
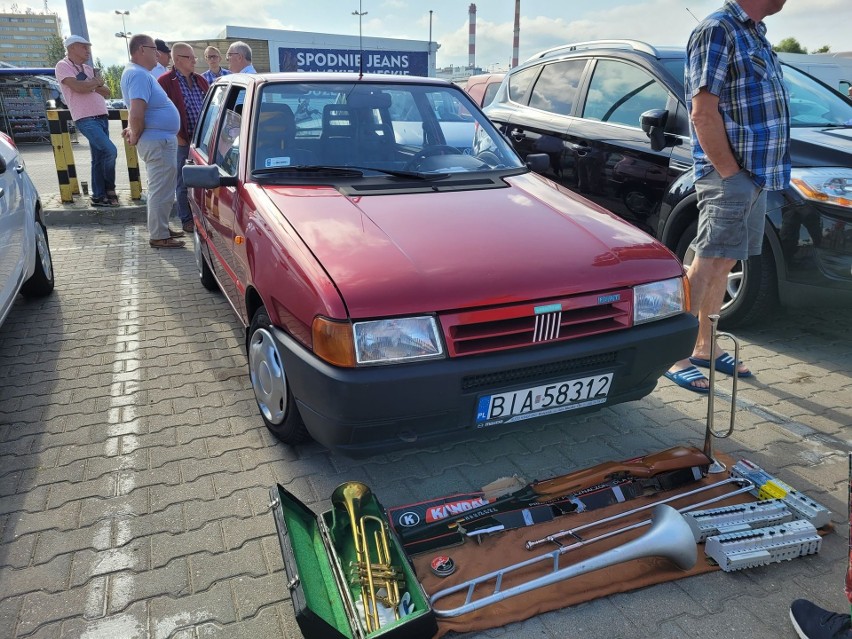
[{"x1": 475, "y1": 373, "x2": 614, "y2": 427}]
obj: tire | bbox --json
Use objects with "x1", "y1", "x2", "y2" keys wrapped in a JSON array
[
  {"x1": 675, "y1": 220, "x2": 777, "y2": 328},
  {"x1": 194, "y1": 226, "x2": 219, "y2": 291},
  {"x1": 20, "y1": 215, "x2": 55, "y2": 298},
  {"x1": 247, "y1": 307, "x2": 311, "y2": 445}
]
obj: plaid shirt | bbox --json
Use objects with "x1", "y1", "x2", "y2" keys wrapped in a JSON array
[
  {"x1": 685, "y1": 0, "x2": 790, "y2": 191},
  {"x1": 176, "y1": 72, "x2": 205, "y2": 139}
]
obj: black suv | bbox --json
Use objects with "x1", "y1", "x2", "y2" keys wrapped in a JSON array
[{"x1": 484, "y1": 40, "x2": 852, "y2": 326}]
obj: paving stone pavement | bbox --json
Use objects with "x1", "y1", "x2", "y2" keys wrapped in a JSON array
[{"x1": 0, "y1": 217, "x2": 849, "y2": 638}]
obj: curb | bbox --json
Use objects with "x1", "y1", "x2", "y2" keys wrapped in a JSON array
[
  {"x1": 43, "y1": 205, "x2": 147, "y2": 225},
  {"x1": 41, "y1": 189, "x2": 147, "y2": 225}
]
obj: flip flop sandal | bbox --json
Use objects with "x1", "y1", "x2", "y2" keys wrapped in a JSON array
[
  {"x1": 689, "y1": 352, "x2": 752, "y2": 378},
  {"x1": 664, "y1": 365, "x2": 710, "y2": 394},
  {"x1": 149, "y1": 238, "x2": 185, "y2": 249}
]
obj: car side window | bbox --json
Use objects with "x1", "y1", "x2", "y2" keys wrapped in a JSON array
[
  {"x1": 196, "y1": 85, "x2": 227, "y2": 159},
  {"x1": 214, "y1": 87, "x2": 246, "y2": 176},
  {"x1": 527, "y1": 60, "x2": 586, "y2": 116},
  {"x1": 583, "y1": 60, "x2": 670, "y2": 128},
  {"x1": 508, "y1": 65, "x2": 539, "y2": 105},
  {"x1": 482, "y1": 81, "x2": 501, "y2": 107}
]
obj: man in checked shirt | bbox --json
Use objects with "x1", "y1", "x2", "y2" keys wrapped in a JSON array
[
  {"x1": 664, "y1": 0, "x2": 790, "y2": 393},
  {"x1": 158, "y1": 42, "x2": 209, "y2": 233}
]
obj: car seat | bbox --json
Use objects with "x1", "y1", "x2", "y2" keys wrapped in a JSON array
[
  {"x1": 255, "y1": 103, "x2": 313, "y2": 168},
  {"x1": 320, "y1": 104, "x2": 358, "y2": 166}
]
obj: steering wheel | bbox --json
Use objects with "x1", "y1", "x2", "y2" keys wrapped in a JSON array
[
  {"x1": 473, "y1": 150, "x2": 502, "y2": 168},
  {"x1": 405, "y1": 145, "x2": 462, "y2": 171}
]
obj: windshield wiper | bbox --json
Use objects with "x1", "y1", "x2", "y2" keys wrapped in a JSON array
[
  {"x1": 346, "y1": 166, "x2": 451, "y2": 181},
  {"x1": 253, "y1": 165, "x2": 364, "y2": 177}
]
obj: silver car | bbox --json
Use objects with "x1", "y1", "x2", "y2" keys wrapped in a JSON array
[{"x1": 0, "y1": 131, "x2": 54, "y2": 327}]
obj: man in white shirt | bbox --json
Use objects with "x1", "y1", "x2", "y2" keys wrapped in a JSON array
[
  {"x1": 151, "y1": 39, "x2": 170, "y2": 78},
  {"x1": 226, "y1": 41, "x2": 256, "y2": 73}
]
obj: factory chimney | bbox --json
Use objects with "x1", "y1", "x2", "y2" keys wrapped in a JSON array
[
  {"x1": 468, "y1": 3, "x2": 476, "y2": 70},
  {"x1": 512, "y1": 0, "x2": 520, "y2": 67}
]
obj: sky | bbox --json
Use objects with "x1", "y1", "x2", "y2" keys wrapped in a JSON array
[{"x1": 18, "y1": 0, "x2": 852, "y2": 70}]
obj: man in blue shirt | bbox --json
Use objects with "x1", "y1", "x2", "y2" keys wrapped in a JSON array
[
  {"x1": 121, "y1": 34, "x2": 184, "y2": 249},
  {"x1": 202, "y1": 46, "x2": 230, "y2": 85},
  {"x1": 665, "y1": 0, "x2": 790, "y2": 393}
]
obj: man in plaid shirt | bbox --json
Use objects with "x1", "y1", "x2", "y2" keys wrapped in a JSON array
[
  {"x1": 158, "y1": 42, "x2": 209, "y2": 233},
  {"x1": 665, "y1": 0, "x2": 790, "y2": 393}
]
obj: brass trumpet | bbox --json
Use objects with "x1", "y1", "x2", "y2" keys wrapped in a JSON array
[{"x1": 332, "y1": 481, "x2": 403, "y2": 632}]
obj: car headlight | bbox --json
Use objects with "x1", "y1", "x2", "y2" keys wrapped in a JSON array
[
  {"x1": 634, "y1": 277, "x2": 687, "y2": 325},
  {"x1": 354, "y1": 316, "x2": 445, "y2": 365},
  {"x1": 312, "y1": 315, "x2": 445, "y2": 367},
  {"x1": 790, "y1": 168, "x2": 852, "y2": 208}
]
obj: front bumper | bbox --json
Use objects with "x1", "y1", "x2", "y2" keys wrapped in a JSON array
[{"x1": 271, "y1": 313, "x2": 698, "y2": 456}]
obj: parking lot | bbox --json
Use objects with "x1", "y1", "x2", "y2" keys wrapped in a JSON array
[{"x1": 0, "y1": 208, "x2": 848, "y2": 638}]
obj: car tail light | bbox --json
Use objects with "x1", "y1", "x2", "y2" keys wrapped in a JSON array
[{"x1": 0, "y1": 131, "x2": 16, "y2": 149}]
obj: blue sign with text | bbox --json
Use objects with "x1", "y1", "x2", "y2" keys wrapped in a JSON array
[{"x1": 278, "y1": 47, "x2": 428, "y2": 76}]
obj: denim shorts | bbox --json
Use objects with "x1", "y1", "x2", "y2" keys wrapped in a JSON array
[{"x1": 691, "y1": 169, "x2": 767, "y2": 261}]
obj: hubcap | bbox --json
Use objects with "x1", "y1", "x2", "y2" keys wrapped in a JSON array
[
  {"x1": 34, "y1": 223, "x2": 52, "y2": 280},
  {"x1": 248, "y1": 327, "x2": 288, "y2": 425}
]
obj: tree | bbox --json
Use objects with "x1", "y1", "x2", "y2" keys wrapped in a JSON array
[
  {"x1": 94, "y1": 58, "x2": 125, "y2": 99},
  {"x1": 813, "y1": 45, "x2": 831, "y2": 54},
  {"x1": 773, "y1": 37, "x2": 807, "y2": 54},
  {"x1": 46, "y1": 34, "x2": 65, "y2": 66}
]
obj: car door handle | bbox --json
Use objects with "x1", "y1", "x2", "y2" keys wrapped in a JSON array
[
  {"x1": 0, "y1": 187, "x2": 4, "y2": 199},
  {"x1": 14, "y1": 164, "x2": 24, "y2": 173}
]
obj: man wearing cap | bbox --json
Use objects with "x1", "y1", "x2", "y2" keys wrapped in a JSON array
[
  {"x1": 151, "y1": 39, "x2": 170, "y2": 78},
  {"x1": 159, "y1": 43, "x2": 208, "y2": 233},
  {"x1": 54, "y1": 35, "x2": 118, "y2": 207},
  {"x1": 121, "y1": 34, "x2": 184, "y2": 249}
]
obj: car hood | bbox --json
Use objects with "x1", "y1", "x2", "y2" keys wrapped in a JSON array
[
  {"x1": 790, "y1": 126, "x2": 852, "y2": 166},
  {"x1": 258, "y1": 173, "x2": 683, "y2": 318}
]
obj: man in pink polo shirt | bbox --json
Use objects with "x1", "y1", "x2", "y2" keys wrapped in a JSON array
[{"x1": 55, "y1": 35, "x2": 118, "y2": 207}]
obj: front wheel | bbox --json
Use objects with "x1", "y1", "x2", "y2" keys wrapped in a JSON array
[
  {"x1": 20, "y1": 216, "x2": 54, "y2": 298},
  {"x1": 676, "y1": 220, "x2": 777, "y2": 328},
  {"x1": 247, "y1": 307, "x2": 311, "y2": 445}
]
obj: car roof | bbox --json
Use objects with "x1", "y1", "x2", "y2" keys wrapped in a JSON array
[
  {"x1": 223, "y1": 71, "x2": 457, "y2": 87},
  {"x1": 527, "y1": 40, "x2": 685, "y2": 63}
]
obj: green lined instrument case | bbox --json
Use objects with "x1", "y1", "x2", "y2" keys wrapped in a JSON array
[{"x1": 269, "y1": 484, "x2": 438, "y2": 639}]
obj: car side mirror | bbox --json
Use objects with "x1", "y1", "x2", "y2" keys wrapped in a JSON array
[
  {"x1": 182, "y1": 164, "x2": 238, "y2": 189},
  {"x1": 525, "y1": 153, "x2": 549, "y2": 173},
  {"x1": 640, "y1": 109, "x2": 670, "y2": 152}
]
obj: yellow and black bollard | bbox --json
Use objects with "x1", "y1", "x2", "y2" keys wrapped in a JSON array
[
  {"x1": 47, "y1": 110, "x2": 75, "y2": 203},
  {"x1": 113, "y1": 108, "x2": 142, "y2": 200}
]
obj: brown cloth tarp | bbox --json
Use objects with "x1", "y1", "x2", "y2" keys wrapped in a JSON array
[{"x1": 413, "y1": 455, "x2": 763, "y2": 638}]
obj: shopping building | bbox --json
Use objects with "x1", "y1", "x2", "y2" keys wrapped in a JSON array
[{"x1": 184, "y1": 26, "x2": 437, "y2": 76}]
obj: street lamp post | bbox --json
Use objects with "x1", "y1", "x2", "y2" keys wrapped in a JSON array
[
  {"x1": 114, "y1": 10, "x2": 130, "y2": 59},
  {"x1": 352, "y1": 1, "x2": 367, "y2": 74}
]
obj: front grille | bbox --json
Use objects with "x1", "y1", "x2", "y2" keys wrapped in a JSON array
[
  {"x1": 441, "y1": 290, "x2": 632, "y2": 358},
  {"x1": 461, "y1": 351, "x2": 618, "y2": 392}
]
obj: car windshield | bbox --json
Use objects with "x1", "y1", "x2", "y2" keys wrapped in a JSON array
[
  {"x1": 661, "y1": 56, "x2": 852, "y2": 128},
  {"x1": 251, "y1": 81, "x2": 524, "y2": 175},
  {"x1": 781, "y1": 64, "x2": 852, "y2": 127}
]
